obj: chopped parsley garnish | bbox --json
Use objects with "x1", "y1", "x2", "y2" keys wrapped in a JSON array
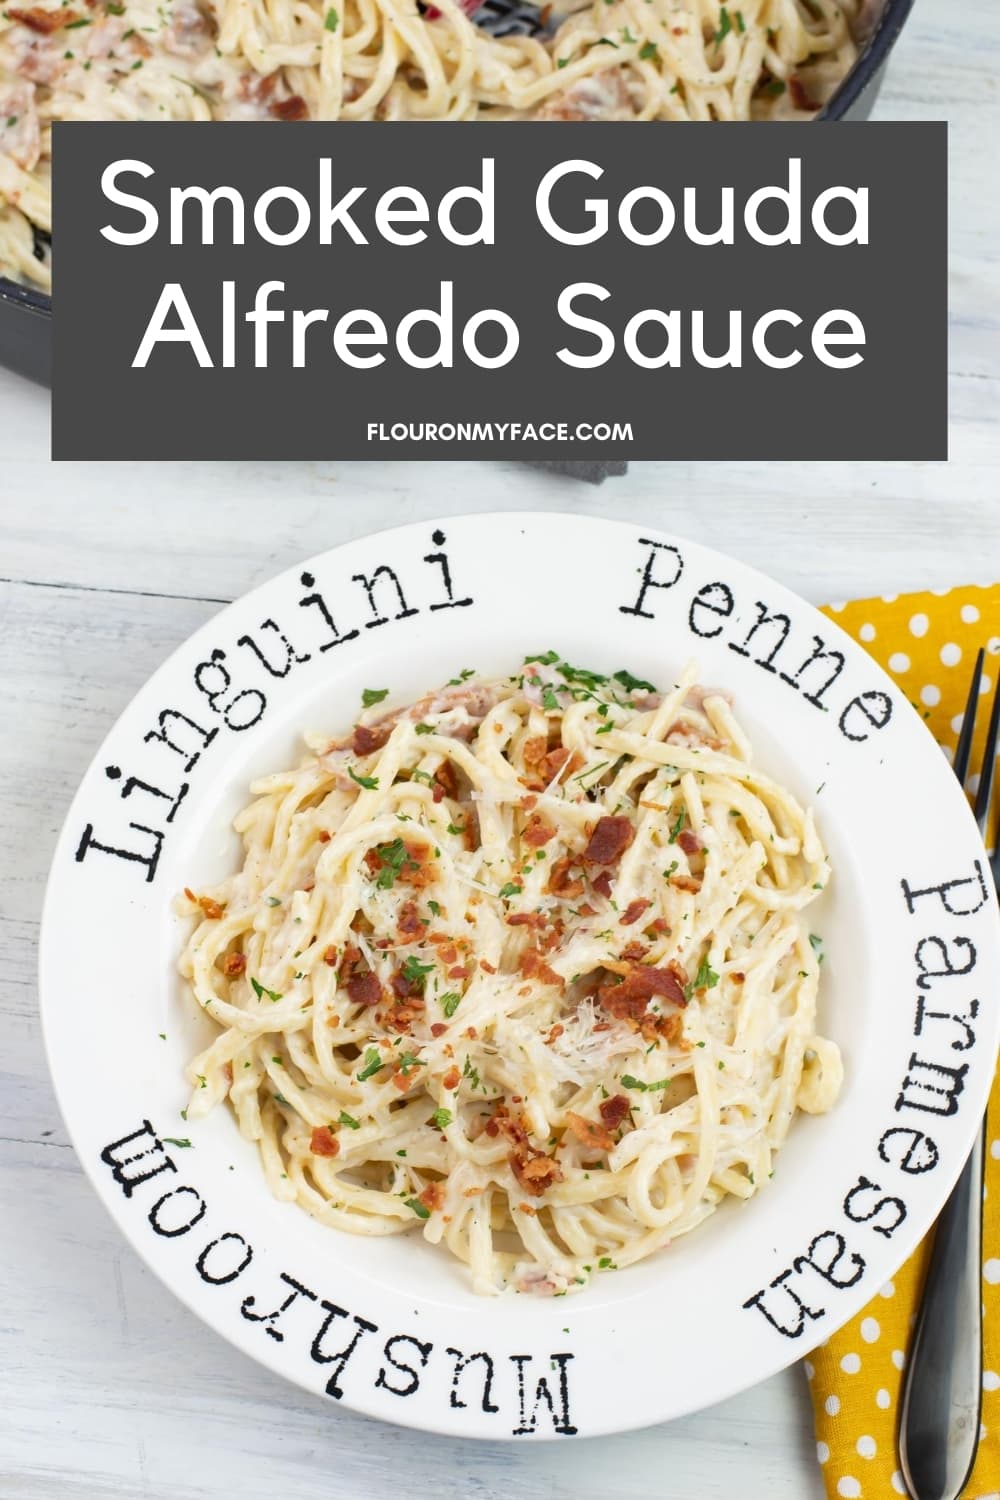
[
  {"x1": 541, "y1": 686, "x2": 561, "y2": 712},
  {"x1": 668, "y1": 809, "x2": 687, "y2": 843},
  {"x1": 556, "y1": 55, "x2": 569, "y2": 66},
  {"x1": 409, "y1": 768, "x2": 434, "y2": 784},
  {"x1": 809, "y1": 934, "x2": 825, "y2": 962},
  {"x1": 615, "y1": 668, "x2": 656, "y2": 692},
  {"x1": 357, "y1": 1048, "x2": 385, "y2": 1081},
  {"x1": 557, "y1": 660, "x2": 608, "y2": 691},
  {"x1": 598, "y1": 1256, "x2": 617, "y2": 1269},
  {"x1": 266, "y1": 896, "x2": 281, "y2": 907},
  {"x1": 430, "y1": 1107, "x2": 453, "y2": 1129},
  {"x1": 405, "y1": 1197, "x2": 430, "y2": 1219},
  {"x1": 762, "y1": 77, "x2": 786, "y2": 96},
  {"x1": 338, "y1": 1110, "x2": 361, "y2": 1129},
  {"x1": 401, "y1": 955, "x2": 434, "y2": 988},
  {"x1": 415, "y1": 722, "x2": 434, "y2": 734},
  {"x1": 440, "y1": 991, "x2": 462, "y2": 1018},
  {"x1": 714, "y1": 4, "x2": 731, "y2": 41},
  {"x1": 447, "y1": 668, "x2": 476, "y2": 685},
  {"x1": 525, "y1": 650, "x2": 560, "y2": 666},
  {"x1": 462, "y1": 1055, "x2": 481, "y2": 1090},
  {"x1": 685, "y1": 955, "x2": 720, "y2": 1000},
  {"x1": 621, "y1": 25, "x2": 636, "y2": 41},
  {"x1": 428, "y1": 899, "x2": 442, "y2": 916},
  {"x1": 446, "y1": 823, "x2": 466, "y2": 836},
  {"x1": 324, "y1": 4, "x2": 339, "y2": 24},
  {"x1": 664, "y1": 860, "x2": 679, "y2": 877},
  {"x1": 621, "y1": 1074, "x2": 670, "y2": 1092},
  {"x1": 64, "y1": 15, "x2": 92, "y2": 25},
  {"x1": 372, "y1": 837, "x2": 418, "y2": 889},
  {"x1": 250, "y1": 977, "x2": 283, "y2": 1002},
  {"x1": 638, "y1": 41, "x2": 658, "y2": 60},
  {"x1": 162, "y1": 1136, "x2": 191, "y2": 1148},
  {"x1": 397, "y1": 1052, "x2": 425, "y2": 1075},
  {"x1": 349, "y1": 766, "x2": 379, "y2": 790},
  {"x1": 498, "y1": 882, "x2": 522, "y2": 899},
  {"x1": 361, "y1": 686, "x2": 387, "y2": 707}
]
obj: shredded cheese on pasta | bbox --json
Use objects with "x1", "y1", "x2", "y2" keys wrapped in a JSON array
[{"x1": 179, "y1": 656, "x2": 841, "y2": 1296}]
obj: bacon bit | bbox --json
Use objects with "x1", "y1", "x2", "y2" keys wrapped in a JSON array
[
  {"x1": 310, "y1": 1126, "x2": 339, "y2": 1157},
  {"x1": 442, "y1": 1065, "x2": 460, "y2": 1090},
  {"x1": 522, "y1": 813, "x2": 556, "y2": 848},
  {"x1": 547, "y1": 854, "x2": 584, "y2": 899},
  {"x1": 301, "y1": 880, "x2": 315, "y2": 893},
  {"x1": 591, "y1": 870, "x2": 613, "y2": 900},
  {"x1": 521, "y1": 739, "x2": 583, "y2": 790},
  {"x1": 9, "y1": 6, "x2": 78, "y2": 30},
  {"x1": 598, "y1": 962, "x2": 688, "y2": 1039},
  {"x1": 326, "y1": 1013, "x2": 341, "y2": 1027},
  {"x1": 448, "y1": 965, "x2": 470, "y2": 980},
  {"x1": 582, "y1": 815, "x2": 634, "y2": 866},
  {"x1": 185, "y1": 888, "x2": 225, "y2": 919},
  {"x1": 648, "y1": 918, "x2": 670, "y2": 935},
  {"x1": 346, "y1": 971, "x2": 382, "y2": 1007},
  {"x1": 352, "y1": 722, "x2": 390, "y2": 755},
  {"x1": 418, "y1": 1181, "x2": 446, "y2": 1212},
  {"x1": 462, "y1": 1185, "x2": 483, "y2": 1197},
  {"x1": 426, "y1": 1023, "x2": 444, "y2": 1039},
  {"x1": 464, "y1": 1026, "x2": 478, "y2": 1040},
  {"x1": 434, "y1": 760, "x2": 458, "y2": 799},
  {"x1": 565, "y1": 1110, "x2": 615, "y2": 1152},
  {"x1": 593, "y1": 1022, "x2": 611, "y2": 1032},
  {"x1": 401, "y1": 842, "x2": 435, "y2": 888},
  {"x1": 578, "y1": 902, "x2": 597, "y2": 917},
  {"x1": 222, "y1": 952, "x2": 246, "y2": 977},
  {"x1": 510, "y1": 1149, "x2": 564, "y2": 1197},
  {"x1": 322, "y1": 945, "x2": 337, "y2": 966},
  {"x1": 670, "y1": 873, "x2": 702, "y2": 894},
  {"x1": 599, "y1": 1093, "x2": 630, "y2": 1129},
  {"x1": 519, "y1": 1202, "x2": 537, "y2": 1216},
  {"x1": 521, "y1": 794, "x2": 538, "y2": 811},
  {"x1": 520, "y1": 947, "x2": 564, "y2": 989},
  {"x1": 392, "y1": 1069, "x2": 416, "y2": 1092},
  {"x1": 318, "y1": 830, "x2": 331, "y2": 843},
  {"x1": 731, "y1": 971, "x2": 746, "y2": 984},
  {"x1": 507, "y1": 911, "x2": 546, "y2": 929},
  {"x1": 480, "y1": 958, "x2": 497, "y2": 975},
  {"x1": 270, "y1": 93, "x2": 308, "y2": 120},
  {"x1": 678, "y1": 829, "x2": 702, "y2": 857},
  {"x1": 397, "y1": 900, "x2": 421, "y2": 937},
  {"x1": 620, "y1": 940, "x2": 649, "y2": 963},
  {"x1": 546, "y1": 1023, "x2": 564, "y2": 1045},
  {"x1": 431, "y1": 782, "x2": 445, "y2": 804},
  {"x1": 621, "y1": 898, "x2": 651, "y2": 927},
  {"x1": 522, "y1": 736, "x2": 548, "y2": 779},
  {"x1": 789, "y1": 73, "x2": 820, "y2": 111},
  {"x1": 437, "y1": 944, "x2": 458, "y2": 964}
]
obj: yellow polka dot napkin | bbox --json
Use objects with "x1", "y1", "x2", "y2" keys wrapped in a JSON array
[{"x1": 807, "y1": 583, "x2": 1000, "y2": 1500}]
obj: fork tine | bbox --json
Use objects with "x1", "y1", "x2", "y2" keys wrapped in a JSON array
[
  {"x1": 974, "y1": 657, "x2": 1000, "y2": 836},
  {"x1": 954, "y1": 648, "x2": 985, "y2": 788}
]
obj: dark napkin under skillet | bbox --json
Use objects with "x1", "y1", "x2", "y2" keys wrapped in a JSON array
[{"x1": 523, "y1": 461, "x2": 629, "y2": 483}]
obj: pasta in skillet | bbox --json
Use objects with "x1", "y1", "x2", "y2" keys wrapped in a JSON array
[{"x1": 1, "y1": 0, "x2": 870, "y2": 288}]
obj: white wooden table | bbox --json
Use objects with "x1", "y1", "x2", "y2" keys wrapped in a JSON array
[{"x1": 1, "y1": 0, "x2": 998, "y2": 1492}]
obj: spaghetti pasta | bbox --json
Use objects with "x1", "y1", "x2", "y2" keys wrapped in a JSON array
[
  {"x1": 0, "y1": 0, "x2": 868, "y2": 288},
  {"x1": 179, "y1": 655, "x2": 841, "y2": 1296}
]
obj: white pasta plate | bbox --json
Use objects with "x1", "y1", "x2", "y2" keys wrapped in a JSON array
[{"x1": 40, "y1": 513, "x2": 1000, "y2": 1440}]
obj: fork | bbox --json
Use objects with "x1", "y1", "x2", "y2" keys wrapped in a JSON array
[{"x1": 898, "y1": 647, "x2": 1000, "y2": 1500}]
